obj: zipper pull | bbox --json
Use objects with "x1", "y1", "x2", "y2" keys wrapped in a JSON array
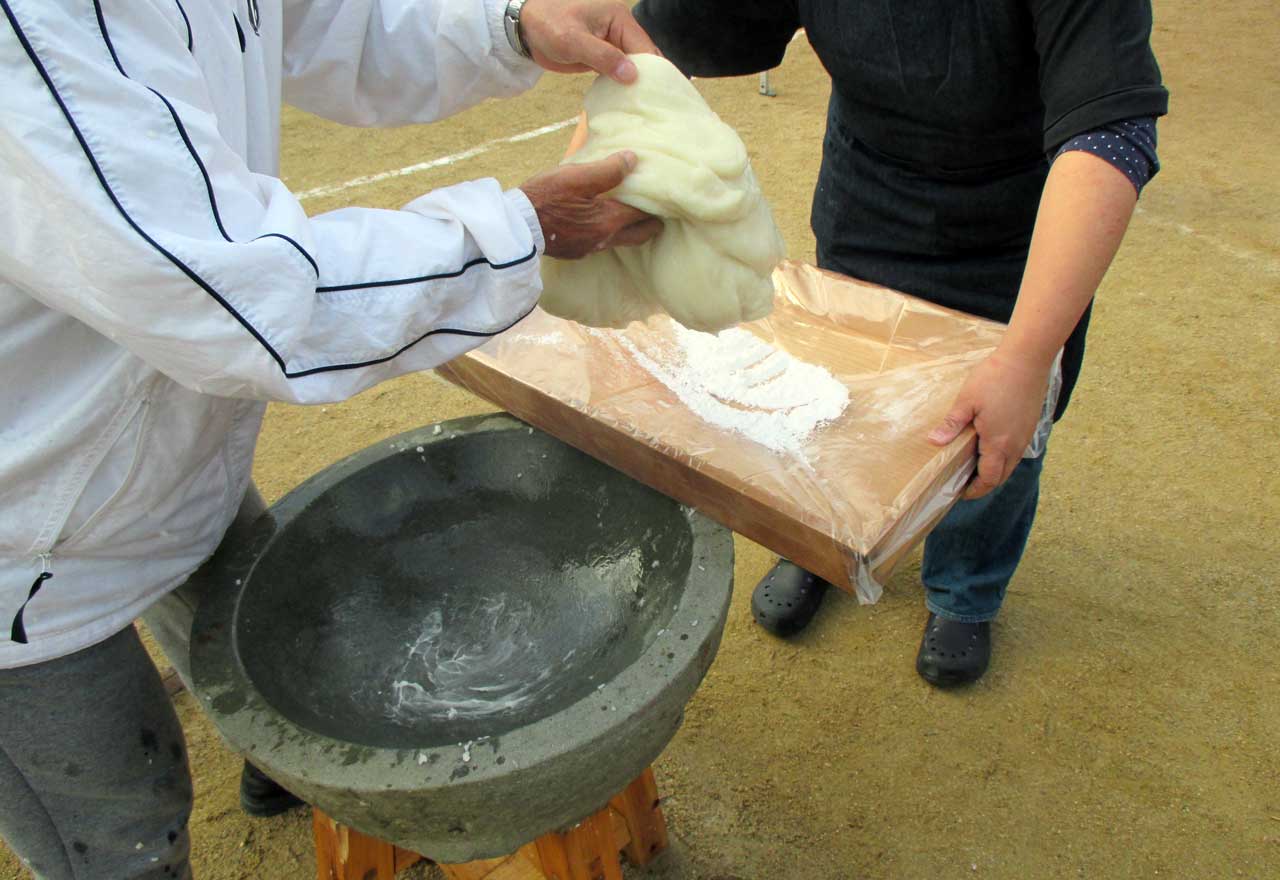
[{"x1": 11, "y1": 556, "x2": 53, "y2": 645}]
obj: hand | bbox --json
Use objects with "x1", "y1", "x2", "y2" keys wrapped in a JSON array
[
  {"x1": 520, "y1": 151, "x2": 663, "y2": 259},
  {"x1": 519, "y1": 0, "x2": 659, "y2": 84},
  {"x1": 927, "y1": 351, "x2": 1050, "y2": 500}
]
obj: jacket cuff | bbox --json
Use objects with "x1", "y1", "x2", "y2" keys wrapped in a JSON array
[
  {"x1": 487, "y1": 0, "x2": 542, "y2": 73},
  {"x1": 505, "y1": 187, "x2": 545, "y2": 257}
]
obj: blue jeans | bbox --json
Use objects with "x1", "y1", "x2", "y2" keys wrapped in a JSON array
[{"x1": 921, "y1": 454, "x2": 1044, "y2": 623}]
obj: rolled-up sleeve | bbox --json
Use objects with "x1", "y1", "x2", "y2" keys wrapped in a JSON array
[{"x1": 1032, "y1": 0, "x2": 1169, "y2": 150}]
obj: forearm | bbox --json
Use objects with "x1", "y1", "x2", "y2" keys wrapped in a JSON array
[
  {"x1": 3, "y1": 0, "x2": 542, "y2": 405},
  {"x1": 999, "y1": 150, "x2": 1138, "y2": 371},
  {"x1": 282, "y1": 0, "x2": 540, "y2": 127}
]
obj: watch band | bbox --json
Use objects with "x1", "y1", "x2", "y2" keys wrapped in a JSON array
[{"x1": 503, "y1": 0, "x2": 533, "y2": 59}]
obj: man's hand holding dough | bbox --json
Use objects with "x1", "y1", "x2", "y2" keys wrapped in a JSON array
[
  {"x1": 515, "y1": 0, "x2": 664, "y2": 258},
  {"x1": 520, "y1": 152, "x2": 664, "y2": 259},
  {"x1": 520, "y1": 0, "x2": 660, "y2": 84}
]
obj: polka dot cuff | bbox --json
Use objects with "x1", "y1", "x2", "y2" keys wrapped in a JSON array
[{"x1": 1055, "y1": 117, "x2": 1159, "y2": 195}]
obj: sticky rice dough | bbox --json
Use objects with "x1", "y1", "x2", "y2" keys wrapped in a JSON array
[{"x1": 538, "y1": 54, "x2": 786, "y2": 334}]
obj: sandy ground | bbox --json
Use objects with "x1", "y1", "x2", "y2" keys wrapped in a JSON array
[{"x1": 5, "y1": 1, "x2": 1278, "y2": 878}]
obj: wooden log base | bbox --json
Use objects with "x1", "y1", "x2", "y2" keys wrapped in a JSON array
[{"x1": 314, "y1": 767, "x2": 668, "y2": 880}]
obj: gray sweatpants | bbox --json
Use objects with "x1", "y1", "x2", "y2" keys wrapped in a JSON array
[{"x1": 0, "y1": 489, "x2": 266, "y2": 880}]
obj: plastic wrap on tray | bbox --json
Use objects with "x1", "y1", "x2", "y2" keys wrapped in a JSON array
[{"x1": 438, "y1": 260, "x2": 1006, "y2": 602}]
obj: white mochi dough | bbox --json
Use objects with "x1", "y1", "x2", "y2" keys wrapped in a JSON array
[{"x1": 538, "y1": 54, "x2": 786, "y2": 334}]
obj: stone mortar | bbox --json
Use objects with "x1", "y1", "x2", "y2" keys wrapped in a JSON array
[{"x1": 190, "y1": 414, "x2": 734, "y2": 862}]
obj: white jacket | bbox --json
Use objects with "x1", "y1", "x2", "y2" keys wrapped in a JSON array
[{"x1": 0, "y1": 0, "x2": 545, "y2": 667}]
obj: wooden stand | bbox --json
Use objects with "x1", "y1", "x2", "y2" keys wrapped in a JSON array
[{"x1": 314, "y1": 767, "x2": 668, "y2": 880}]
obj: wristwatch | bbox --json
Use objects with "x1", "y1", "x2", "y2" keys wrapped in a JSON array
[{"x1": 503, "y1": 0, "x2": 534, "y2": 59}]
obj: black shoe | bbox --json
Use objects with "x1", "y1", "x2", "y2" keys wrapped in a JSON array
[
  {"x1": 240, "y1": 762, "x2": 304, "y2": 818},
  {"x1": 751, "y1": 559, "x2": 830, "y2": 637},
  {"x1": 915, "y1": 613, "x2": 991, "y2": 688}
]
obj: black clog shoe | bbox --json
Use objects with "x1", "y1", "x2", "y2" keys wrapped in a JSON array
[
  {"x1": 751, "y1": 559, "x2": 830, "y2": 637},
  {"x1": 240, "y1": 762, "x2": 305, "y2": 818},
  {"x1": 915, "y1": 612, "x2": 992, "y2": 688}
]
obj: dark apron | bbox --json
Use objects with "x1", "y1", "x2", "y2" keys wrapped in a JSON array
[{"x1": 811, "y1": 91, "x2": 1092, "y2": 421}]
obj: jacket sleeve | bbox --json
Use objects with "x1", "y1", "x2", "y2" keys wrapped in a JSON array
[
  {"x1": 632, "y1": 0, "x2": 799, "y2": 78},
  {"x1": 281, "y1": 0, "x2": 542, "y2": 126},
  {"x1": 1, "y1": 0, "x2": 543, "y2": 405}
]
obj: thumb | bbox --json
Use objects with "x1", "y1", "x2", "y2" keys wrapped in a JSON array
[
  {"x1": 577, "y1": 34, "x2": 637, "y2": 83},
  {"x1": 571, "y1": 150, "x2": 637, "y2": 196},
  {"x1": 928, "y1": 401, "x2": 975, "y2": 446}
]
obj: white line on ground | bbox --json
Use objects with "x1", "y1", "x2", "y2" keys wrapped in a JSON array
[
  {"x1": 295, "y1": 116, "x2": 579, "y2": 202},
  {"x1": 1135, "y1": 206, "x2": 1280, "y2": 276}
]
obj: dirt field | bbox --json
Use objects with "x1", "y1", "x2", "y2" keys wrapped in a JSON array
[{"x1": 5, "y1": 1, "x2": 1278, "y2": 878}]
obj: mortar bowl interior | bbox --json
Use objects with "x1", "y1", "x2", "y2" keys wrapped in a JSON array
[{"x1": 234, "y1": 422, "x2": 695, "y2": 750}]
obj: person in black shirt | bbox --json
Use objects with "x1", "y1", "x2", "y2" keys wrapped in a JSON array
[{"x1": 633, "y1": 0, "x2": 1168, "y2": 685}]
